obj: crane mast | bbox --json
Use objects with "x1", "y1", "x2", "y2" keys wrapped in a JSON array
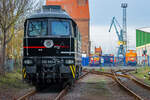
[{"x1": 121, "y1": 3, "x2": 128, "y2": 52}]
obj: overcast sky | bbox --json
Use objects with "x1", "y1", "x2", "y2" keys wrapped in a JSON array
[
  {"x1": 89, "y1": 0, "x2": 150, "y2": 26},
  {"x1": 89, "y1": 0, "x2": 150, "y2": 54}
]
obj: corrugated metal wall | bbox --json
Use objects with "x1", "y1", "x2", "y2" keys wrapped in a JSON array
[
  {"x1": 136, "y1": 29, "x2": 150, "y2": 61},
  {"x1": 136, "y1": 29, "x2": 150, "y2": 47}
]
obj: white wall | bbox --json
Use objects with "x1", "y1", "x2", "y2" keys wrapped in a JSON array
[{"x1": 136, "y1": 44, "x2": 150, "y2": 65}]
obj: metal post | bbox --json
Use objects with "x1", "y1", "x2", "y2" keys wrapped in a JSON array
[
  {"x1": 113, "y1": 56, "x2": 115, "y2": 67},
  {"x1": 123, "y1": 56, "x2": 126, "y2": 66},
  {"x1": 121, "y1": 3, "x2": 128, "y2": 52},
  {"x1": 148, "y1": 56, "x2": 150, "y2": 66}
]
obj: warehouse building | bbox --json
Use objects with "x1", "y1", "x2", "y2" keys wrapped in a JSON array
[
  {"x1": 136, "y1": 27, "x2": 150, "y2": 65},
  {"x1": 46, "y1": 0, "x2": 90, "y2": 55}
]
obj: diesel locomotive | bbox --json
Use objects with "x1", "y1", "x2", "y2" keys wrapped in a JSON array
[
  {"x1": 125, "y1": 50, "x2": 137, "y2": 66},
  {"x1": 22, "y1": 5, "x2": 82, "y2": 88}
]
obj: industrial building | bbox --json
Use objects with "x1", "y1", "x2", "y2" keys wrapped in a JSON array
[
  {"x1": 46, "y1": 0, "x2": 90, "y2": 55},
  {"x1": 136, "y1": 27, "x2": 150, "y2": 65},
  {"x1": 136, "y1": 27, "x2": 150, "y2": 56}
]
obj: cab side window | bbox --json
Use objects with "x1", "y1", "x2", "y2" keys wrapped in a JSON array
[
  {"x1": 78, "y1": 31, "x2": 81, "y2": 42},
  {"x1": 75, "y1": 26, "x2": 78, "y2": 38},
  {"x1": 76, "y1": 26, "x2": 81, "y2": 42}
]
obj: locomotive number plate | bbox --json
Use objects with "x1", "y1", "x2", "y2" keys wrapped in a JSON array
[{"x1": 41, "y1": 60, "x2": 56, "y2": 64}]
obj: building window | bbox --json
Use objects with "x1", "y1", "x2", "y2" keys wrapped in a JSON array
[{"x1": 77, "y1": 0, "x2": 87, "y2": 6}]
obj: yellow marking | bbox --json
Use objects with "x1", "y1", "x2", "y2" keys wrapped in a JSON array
[
  {"x1": 118, "y1": 41, "x2": 126, "y2": 45},
  {"x1": 23, "y1": 67, "x2": 26, "y2": 78},
  {"x1": 73, "y1": 65, "x2": 76, "y2": 73},
  {"x1": 24, "y1": 72, "x2": 26, "y2": 78},
  {"x1": 22, "y1": 68, "x2": 25, "y2": 73},
  {"x1": 70, "y1": 65, "x2": 75, "y2": 78}
]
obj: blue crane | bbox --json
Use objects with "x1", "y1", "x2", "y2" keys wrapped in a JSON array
[{"x1": 109, "y1": 17, "x2": 125, "y2": 58}]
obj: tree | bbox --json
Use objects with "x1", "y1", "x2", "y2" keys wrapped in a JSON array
[{"x1": 0, "y1": 0, "x2": 37, "y2": 74}]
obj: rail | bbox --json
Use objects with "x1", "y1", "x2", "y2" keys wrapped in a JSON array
[
  {"x1": 54, "y1": 71, "x2": 90, "y2": 100},
  {"x1": 90, "y1": 70, "x2": 147, "y2": 100},
  {"x1": 112, "y1": 71, "x2": 143, "y2": 100},
  {"x1": 15, "y1": 89, "x2": 36, "y2": 100},
  {"x1": 15, "y1": 69, "x2": 150, "y2": 100}
]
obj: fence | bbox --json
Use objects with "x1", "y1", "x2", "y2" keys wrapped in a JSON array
[
  {"x1": 82, "y1": 56, "x2": 150, "y2": 67},
  {"x1": 137, "y1": 56, "x2": 150, "y2": 66},
  {"x1": 5, "y1": 58, "x2": 22, "y2": 72},
  {"x1": 5, "y1": 59, "x2": 14, "y2": 72},
  {"x1": 82, "y1": 57, "x2": 89, "y2": 66}
]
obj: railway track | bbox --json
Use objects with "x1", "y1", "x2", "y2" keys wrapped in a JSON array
[
  {"x1": 91, "y1": 69, "x2": 150, "y2": 100},
  {"x1": 15, "y1": 89, "x2": 37, "y2": 100},
  {"x1": 112, "y1": 71, "x2": 143, "y2": 100},
  {"x1": 116, "y1": 73, "x2": 150, "y2": 100},
  {"x1": 14, "y1": 69, "x2": 150, "y2": 100},
  {"x1": 54, "y1": 71, "x2": 89, "y2": 100},
  {"x1": 14, "y1": 71, "x2": 89, "y2": 100}
]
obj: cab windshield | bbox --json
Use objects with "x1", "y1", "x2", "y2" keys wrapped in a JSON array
[
  {"x1": 51, "y1": 20, "x2": 70, "y2": 36},
  {"x1": 28, "y1": 20, "x2": 47, "y2": 36},
  {"x1": 27, "y1": 19, "x2": 71, "y2": 37}
]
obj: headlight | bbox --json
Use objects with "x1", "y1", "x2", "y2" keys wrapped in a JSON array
[
  {"x1": 23, "y1": 59, "x2": 33, "y2": 65},
  {"x1": 65, "y1": 60, "x2": 74, "y2": 64}
]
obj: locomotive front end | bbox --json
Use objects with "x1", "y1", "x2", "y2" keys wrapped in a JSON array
[{"x1": 22, "y1": 6, "x2": 82, "y2": 87}]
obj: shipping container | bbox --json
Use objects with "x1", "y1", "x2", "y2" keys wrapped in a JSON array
[
  {"x1": 82, "y1": 57, "x2": 89, "y2": 66},
  {"x1": 102, "y1": 54, "x2": 115, "y2": 66},
  {"x1": 89, "y1": 56, "x2": 101, "y2": 66}
]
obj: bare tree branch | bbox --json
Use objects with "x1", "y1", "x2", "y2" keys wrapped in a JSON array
[
  {"x1": 5, "y1": 33, "x2": 13, "y2": 44},
  {"x1": 0, "y1": 0, "x2": 38, "y2": 73}
]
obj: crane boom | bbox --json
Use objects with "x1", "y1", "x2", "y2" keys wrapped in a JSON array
[
  {"x1": 109, "y1": 17, "x2": 125, "y2": 58},
  {"x1": 109, "y1": 17, "x2": 120, "y2": 40}
]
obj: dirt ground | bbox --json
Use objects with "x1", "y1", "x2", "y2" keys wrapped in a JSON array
[
  {"x1": 0, "y1": 73, "x2": 136, "y2": 100},
  {"x1": 0, "y1": 71, "x2": 34, "y2": 100},
  {"x1": 0, "y1": 87, "x2": 34, "y2": 100},
  {"x1": 63, "y1": 74, "x2": 134, "y2": 100}
]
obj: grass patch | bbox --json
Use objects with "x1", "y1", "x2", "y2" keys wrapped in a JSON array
[
  {"x1": 0, "y1": 70, "x2": 31, "y2": 90},
  {"x1": 132, "y1": 67, "x2": 150, "y2": 85},
  {"x1": 94, "y1": 67, "x2": 110, "y2": 72}
]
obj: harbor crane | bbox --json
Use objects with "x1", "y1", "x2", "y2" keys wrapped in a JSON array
[
  {"x1": 109, "y1": 17, "x2": 126, "y2": 58},
  {"x1": 109, "y1": 3, "x2": 128, "y2": 63}
]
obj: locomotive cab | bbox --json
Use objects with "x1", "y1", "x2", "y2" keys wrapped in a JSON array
[{"x1": 23, "y1": 6, "x2": 82, "y2": 87}]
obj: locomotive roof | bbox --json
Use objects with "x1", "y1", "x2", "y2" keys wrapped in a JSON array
[{"x1": 27, "y1": 10, "x2": 72, "y2": 20}]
